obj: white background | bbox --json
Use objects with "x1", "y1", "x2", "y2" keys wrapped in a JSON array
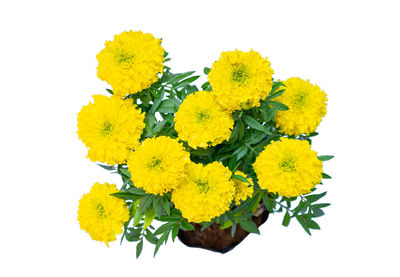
[{"x1": 1, "y1": 0, "x2": 399, "y2": 276}]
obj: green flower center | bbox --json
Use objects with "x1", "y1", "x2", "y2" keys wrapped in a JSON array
[
  {"x1": 231, "y1": 64, "x2": 249, "y2": 83},
  {"x1": 147, "y1": 157, "x2": 163, "y2": 170},
  {"x1": 280, "y1": 157, "x2": 296, "y2": 172},
  {"x1": 102, "y1": 121, "x2": 114, "y2": 136},
  {"x1": 96, "y1": 203, "x2": 106, "y2": 218},
  {"x1": 293, "y1": 92, "x2": 308, "y2": 109},
  {"x1": 196, "y1": 110, "x2": 211, "y2": 123},
  {"x1": 196, "y1": 179, "x2": 209, "y2": 193},
  {"x1": 117, "y1": 52, "x2": 135, "y2": 64}
]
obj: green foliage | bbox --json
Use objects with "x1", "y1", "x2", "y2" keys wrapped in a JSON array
[{"x1": 100, "y1": 56, "x2": 333, "y2": 257}]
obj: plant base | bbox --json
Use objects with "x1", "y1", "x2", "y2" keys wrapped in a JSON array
[{"x1": 178, "y1": 204, "x2": 269, "y2": 253}]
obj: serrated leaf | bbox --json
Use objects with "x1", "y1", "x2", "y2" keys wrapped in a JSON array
[
  {"x1": 154, "y1": 222, "x2": 175, "y2": 235},
  {"x1": 317, "y1": 155, "x2": 334, "y2": 161},
  {"x1": 144, "y1": 229, "x2": 158, "y2": 244},
  {"x1": 308, "y1": 219, "x2": 321, "y2": 230},
  {"x1": 173, "y1": 76, "x2": 200, "y2": 89},
  {"x1": 153, "y1": 197, "x2": 163, "y2": 218},
  {"x1": 312, "y1": 203, "x2": 331, "y2": 208}
]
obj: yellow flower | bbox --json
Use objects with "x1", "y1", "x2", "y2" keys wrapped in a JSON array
[
  {"x1": 174, "y1": 91, "x2": 234, "y2": 148},
  {"x1": 127, "y1": 136, "x2": 190, "y2": 195},
  {"x1": 253, "y1": 138, "x2": 323, "y2": 198},
  {"x1": 233, "y1": 171, "x2": 254, "y2": 205},
  {"x1": 77, "y1": 95, "x2": 145, "y2": 165},
  {"x1": 208, "y1": 50, "x2": 274, "y2": 111},
  {"x1": 96, "y1": 30, "x2": 165, "y2": 97},
  {"x1": 78, "y1": 183, "x2": 130, "y2": 246},
  {"x1": 172, "y1": 162, "x2": 235, "y2": 223},
  {"x1": 274, "y1": 77, "x2": 327, "y2": 136}
]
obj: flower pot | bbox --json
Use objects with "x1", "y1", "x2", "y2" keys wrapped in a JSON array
[{"x1": 177, "y1": 204, "x2": 269, "y2": 253}]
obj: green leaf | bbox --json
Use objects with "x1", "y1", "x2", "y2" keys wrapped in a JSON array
[
  {"x1": 267, "y1": 89, "x2": 285, "y2": 100},
  {"x1": 305, "y1": 191, "x2": 327, "y2": 203},
  {"x1": 127, "y1": 187, "x2": 147, "y2": 196},
  {"x1": 133, "y1": 210, "x2": 143, "y2": 227},
  {"x1": 246, "y1": 191, "x2": 262, "y2": 212},
  {"x1": 312, "y1": 203, "x2": 331, "y2": 209},
  {"x1": 143, "y1": 207, "x2": 156, "y2": 229},
  {"x1": 317, "y1": 155, "x2": 334, "y2": 161},
  {"x1": 232, "y1": 174, "x2": 250, "y2": 184},
  {"x1": 157, "y1": 98, "x2": 181, "y2": 113},
  {"x1": 269, "y1": 100, "x2": 289, "y2": 111},
  {"x1": 204, "y1": 67, "x2": 211, "y2": 75},
  {"x1": 231, "y1": 223, "x2": 237, "y2": 238},
  {"x1": 106, "y1": 88, "x2": 114, "y2": 95},
  {"x1": 139, "y1": 195, "x2": 153, "y2": 213},
  {"x1": 181, "y1": 220, "x2": 195, "y2": 231},
  {"x1": 97, "y1": 164, "x2": 115, "y2": 171},
  {"x1": 136, "y1": 239, "x2": 143, "y2": 258},
  {"x1": 126, "y1": 228, "x2": 141, "y2": 242},
  {"x1": 153, "y1": 197, "x2": 163, "y2": 218},
  {"x1": 262, "y1": 193, "x2": 275, "y2": 213},
  {"x1": 322, "y1": 173, "x2": 332, "y2": 179},
  {"x1": 110, "y1": 192, "x2": 141, "y2": 201},
  {"x1": 238, "y1": 219, "x2": 260, "y2": 234},
  {"x1": 242, "y1": 115, "x2": 272, "y2": 134},
  {"x1": 296, "y1": 215, "x2": 311, "y2": 235},
  {"x1": 144, "y1": 230, "x2": 158, "y2": 244},
  {"x1": 283, "y1": 211, "x2": 291, "y2": 227},
  {"x1": 171, "y1": 224, "x2": 180, "y2": 242},
  {"x1": 162, "y1": 197, "x2": 170, "y2": 215},
  {"x1": 165, "y1": 71, "x2": 195, "y2": 84},
  {"x1": 154, "y1": 222, "x2": 175, "y2": 235},
  {"x1": 191, "y1": 147, "x2": 215, "y2": 156},
  {"x1": 310, "y1": 207, "x2": 325, "y2": 217},
  {"x1": 153, "y1": 241, "x2": 162, "y2": 257},
  {"x1": 173, "y1": 75, "x2": 200, "y2": 89},
  {"x1": 308, "y1": 219, "x2": 321, "y2": 230}
]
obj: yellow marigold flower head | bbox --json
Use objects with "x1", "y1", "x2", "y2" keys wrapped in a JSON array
[
  {"x1": 127, "y1": 136, "x2": 190, "y2": 195},
  {"x1": 274, "y1": 77, "x2": 327, "y2": 136},
  {"x1": 208, "y1": 50, "x2": 274, "y2": 111},
  {"x1": 253, "y1": 138, "x2": 323, "y2": 198},
  {"x1": 77, "y1": 95, "x2": 145, "y2": 165},
  {"x1": 78, "y1": 182, "x2": 130, "y2": 246},
  {"x1": 96, "y1": 30, "x2": 165, "y2": 97},
  {"x1": 174, "y1": 91, "x2": 234, "y2": 149},
  {"x1": 233, "y1": 171, "x2": 254, "y2": 205},
  {"x1": 172, "y1": 162, "x2": 235, "y2": 223}
]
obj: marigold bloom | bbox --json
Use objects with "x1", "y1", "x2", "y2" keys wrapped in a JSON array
[
  {"x1": 172, "y1": 162, "x2": 235, "y2": 223},
  {"x1": 174, "y1": 91, "x2": 234, "y2": 148},
  {"x1": 77, "y1": 95, "x2": 145, "y2": 165},
  {"x1": 233, "y1": 171, "x2": 254, "y2": 205},
  {"x1": 96, "y1": 30, "x2": 165, "y2": 97},
  {"x1": 78, "y1": 183, "x2": 130, "y2": 246},
  {"x1": 274, "y1": 77, "x2": 327, "y2": 136},
  {"x1": 127, "y1": 136, "x2": 190, "y2": 195},
  {"x1": 208, "y1": 50, "x2": 274, "y2": 111},
  {"x1": 253, "y1": 138, "x2": 323, "y2": 197}
]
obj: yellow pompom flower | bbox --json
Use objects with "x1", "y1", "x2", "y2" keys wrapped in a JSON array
[
  {"x1": 78, "y1": 183, "x2": 130, "y2": 246},
  {"x1": 96, "y1": 30, "x2": 165, "y2": 97},
  {"x1": 172, "y1": 162, "x2": 235, "y2": 223},
  {"x1": 253, "y1": 138, "x2": 323, "y2": 198},
  {"x1": 208, "y1": 50, "x2": 274, "y2": 111},
  {"x1": 77, "y1": 95, "x2": 145, "y2": 165},
  {"x1": 274, "y1": 77, "x2": 327, "y2": 136},
  {"x1": 174, "y1": 91, "x2": 234, "y2": 149},
  {"x1": 127, "y1": 136, "x2": 190, "y2": 195},
  {"x1": 233, "y1": 171, "x2": 254, "y2": 205}
]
